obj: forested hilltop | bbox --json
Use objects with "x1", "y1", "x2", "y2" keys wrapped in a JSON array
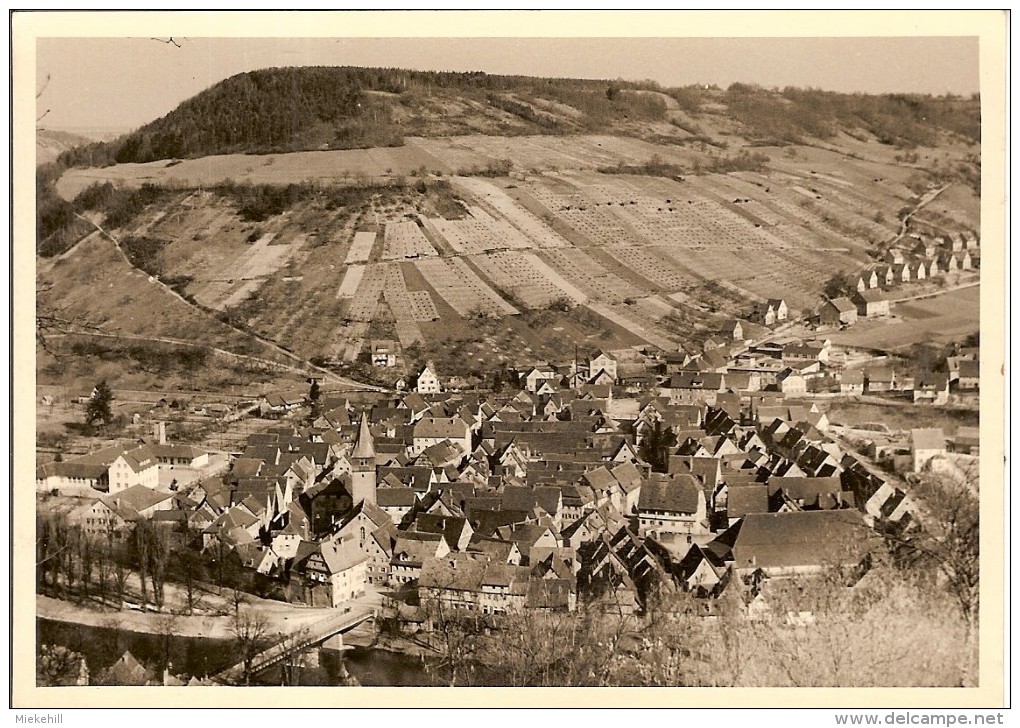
[{"x1": 57, "y1": 66, "x2": 980, "y2": 166}]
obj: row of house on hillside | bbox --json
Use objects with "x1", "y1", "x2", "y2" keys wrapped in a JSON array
[{"x1": 849, "y1": 234, "x2": 979, "y2": 294}]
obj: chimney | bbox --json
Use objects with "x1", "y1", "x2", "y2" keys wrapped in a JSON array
[{"x1": 153, "y1": 421, "x2": 167, "y2": 445}]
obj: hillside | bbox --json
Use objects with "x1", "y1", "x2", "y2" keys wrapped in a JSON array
[
  {"x1": 37, "y1": 128, "x2": 125, "y2": 166},
  {"x1": 55, "y1": 67, "x2": 980, "y2": 167},
  {"x1": 36, "y1": 129, "x2": 94, "y2": 166},
  {"x1": 37, "y1": 68, "x2": 982, "y2": 389}
]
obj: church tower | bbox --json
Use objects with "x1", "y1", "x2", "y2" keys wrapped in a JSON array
[{"x1": 350, "y1": 411, "x2": 377, "y2": 505}]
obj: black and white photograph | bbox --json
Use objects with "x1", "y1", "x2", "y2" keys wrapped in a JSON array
[{"x1": 12, "y1": 9, "x2": 1008, "y2": 713}]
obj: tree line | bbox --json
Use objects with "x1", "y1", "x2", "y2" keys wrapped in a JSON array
[
  {"x1": 725, "y1": 83, "x2": 980, "y2": 148},
  {"x1": 35, "y1": 509, "x2": 261, "y2": 616}
]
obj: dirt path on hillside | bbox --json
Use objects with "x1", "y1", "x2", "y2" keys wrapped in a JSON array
[{"x1": 71, "y1": 213, "x2": 387, "y2": 393}]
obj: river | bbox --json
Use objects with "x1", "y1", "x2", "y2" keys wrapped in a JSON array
[{"x1": 37, "y1": 618, "x2": 431, "y2": 686}]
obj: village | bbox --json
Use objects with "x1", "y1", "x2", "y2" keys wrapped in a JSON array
[
  {"x1": 35, "y1": 249, "x2": 981, "y2": 685},
  {"x1": 28, "y1": 46, "x2": 991, "y2": 688}
]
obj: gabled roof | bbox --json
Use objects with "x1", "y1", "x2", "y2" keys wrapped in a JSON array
[
  {"x1": 726, "y1": 485, "x2": 769, "y2": 518},
  {"x1": 412, "y1": 513, "x2": 471, "y2": 549},
  {"x1": 637, "y1": 473, "x2": 701, "y2": 514},
  {"x1": 414, "y1": 416, "x2": 470, "y2": 440},
  {"x1": 376, "y1": 487, "x2": 417, "y2": 508},
  {"x1": 729, "y1": 510, "x2": 874, "y2": 571},
  {"x1": 316, "y1": 538, "x2": 368, "y2": 574},
  {"x1": 669, "y1": 372, "x2": 725, "y2": 390},
  {"x1": 958, "y1": 360, "x2": 980, "y2": 378},
  {"x1": 842, "y1": 369, "x2": 865, "y2": 385},
  {"x1": 610, "y1": 462, "x2": 643, "y2": 492},
  {"x1": 230, "y1": 457, "x2": 265, "y2": 480},
  {"x1": 867, "y1": 366, "x2": 896, "y2": 382},
  {"x1": 107, "y1": 485, "x2": 174, "y2": 514},
  {"x1": 117, "y1": 445, "x2": 158, "y2": 473},
  {"x1": 36, "y1": 460, "x2": 109, "y2": 481},
  {"x1": 148, "y1": 443, "x2": 205, "y2": 460},
  {"x1": 768, "y1": 475, "x2": 844, "y2": 500},
  {"x1": 378, "y1": 465, "x2": 434, "y2": 493},
  {"x1": 500, "y1": 485, "x2": 561, "y2": 515},
  {"x1": 826, "y1": 297, "x2": 856, "y2": 313},
  {"x1": 392, "y1": 532, "x2": 445, "y2": 565},
  {"x1": 418, "y1": 440, "x2": 464, "y2": 468},
  {"x1": 340, "y1": 498, "x2": 393, "y2": 531},
  {"x1": 914, "y1": 371, "x2": 949, "y2": 389},
  {"x1": 503, "y1": 522, "x2": 558, "y2": 549},
  {"x1": 782, "y1": 344, "x2": 823, "y2": 359},
  {"x1": 581, "y1": 466, "x2": 618, "y2": 492},
  {"x1": 853, "y1": 289, "x2": 889, "y2": 304}
]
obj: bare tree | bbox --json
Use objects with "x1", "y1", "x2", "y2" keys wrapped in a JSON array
[
  {"x1": 147, "y1": 526, "x2": 172, "y2": 610},
  {"x1": 58, "y1": 525, "x2": 80, "y2": 599},
  {"x1": 112, "y1": 552, "x2": 130, "y2": 609},
  {"x1": 94, "y1": 540, "x2": 112, "y2": 607},
  {"x1": 133, "y1": 521, "x2": 151, "y2": 610},
  {"x1": 419, "y1": 584, "x2": 637, "y2": 687},
  {"x1": 230, "y1": 609, "x2": 272, "y2": 686},
  {"x1": 174, "y1": 547, "x2": 206, "y2": 615},
  {"x1": 277, "y1": 626, "x2": 312, "y2": 686},
  {"x1": 420, "y1": 596, "x2": 485, "y2": 687},
  {"x1": 230, "y1": 587, "x2": 247, "y2": 618},
  {"x1": 890, "y1": 468, "x2": 980, "y2": 685},
  {"x1": 77, "y1": 533, "x2": 95, "y2": 602},
  {"x1": 484, "y1": 603, "x2": 633, "y2": 687},
  {"x1": 908, "y1": 471, "x2": 980, "y2": 625},
  {"x1": 36, "y1": 514, "x2": 69, "y2": 590},
  {"x1": 630, "y1": 557, "x2": 973, "y2": 688},
  {"x1": 153, "y1": 614, "x2": 180, "y2": 676}
]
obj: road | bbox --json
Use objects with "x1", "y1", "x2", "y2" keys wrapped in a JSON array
[{"x1": 886, "y1": 279, "x2": 979, "y2": 304}]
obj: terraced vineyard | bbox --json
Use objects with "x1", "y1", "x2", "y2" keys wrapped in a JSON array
[
  {"x1": 45, "y1": 120, "x2": 983, "y2": 381},
  {"x1": 469, "y1": 251, "x2": 572, "y2": 309},
  {"x1": 414, "y1": 257, "x2": 519, "y2": 318},
  {"x1": 381, "y1": 220, "x2": 438, "y2": 260}
]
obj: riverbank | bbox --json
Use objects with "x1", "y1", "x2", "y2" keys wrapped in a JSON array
[
  {"x1": 344, "y1": 625, "x2": 434, "y2": 658},
  {"x1": 38, "y1": 592, "x2": 435, "y2": 662},
  {"x1": 37, "y1": 593, "x2": 341, "y2": 639}
]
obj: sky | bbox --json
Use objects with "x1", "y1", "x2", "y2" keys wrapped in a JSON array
[{"x1": 35, "y1": 35, "x2": 981, "y2": 132}]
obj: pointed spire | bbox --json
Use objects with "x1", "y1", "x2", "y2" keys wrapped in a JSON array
[{"x1": 352, "y1": 410, "x2": 376, "y2": 460}]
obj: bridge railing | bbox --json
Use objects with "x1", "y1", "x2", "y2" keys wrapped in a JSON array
[{"x1": 217, "y1": 606, "x2": 378, "y2": 680}]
